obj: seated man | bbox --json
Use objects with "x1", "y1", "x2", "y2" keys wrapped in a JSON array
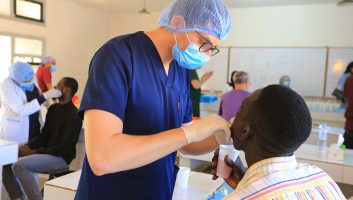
[
  {"x1": 219, "y1": 71, "x2": 250, "y2": 122},
  {"x1": 12, "y1": 77, "x2": 82, "y2": 200},
  {"x1": 212, "y1": 85, "x2": 346, "y2": 199}
]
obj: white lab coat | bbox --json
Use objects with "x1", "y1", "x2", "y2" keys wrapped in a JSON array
[{"x1": 0, "y1": 77, "x2": 41, "y2": 144}]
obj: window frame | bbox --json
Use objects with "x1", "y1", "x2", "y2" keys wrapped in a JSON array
[
  {"x1": 14, "y1": 0, "x2": 44, "y2": 23},
  {"x1": 0, "y1": 32, "x2": 45, "y2": 66},
  {"x1": 0, "y1": 0, "x2": 45, "y2": 25}
]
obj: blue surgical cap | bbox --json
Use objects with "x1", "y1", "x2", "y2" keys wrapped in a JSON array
[
  {"x1": 9, "y1": 61, "x2": 34, "y2": 83},
  {"x1": 159, "y1": 0, "x2": 232, "y2": 40},
  {"x1": 41, "y1": 56, "x2": 55, "y2": 65}
]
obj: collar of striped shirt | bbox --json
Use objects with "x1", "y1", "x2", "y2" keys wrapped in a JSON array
[
  {"x1": 237, "y1": 155, "x2": 298, "y2": 189},
  {"x1": 224, "y1": 155, "x2": 346, "y2": 200}
]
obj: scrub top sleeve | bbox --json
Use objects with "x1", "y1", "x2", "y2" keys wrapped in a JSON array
[{"x1": 79, "y1": 43, "x2": 131, "y2": 121}]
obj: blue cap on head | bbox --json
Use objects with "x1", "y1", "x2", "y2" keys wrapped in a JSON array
[
  {"x1": 9, "y1": 61, "x2": 34, "y2": 83},
  {"x1": 159, "y1": 0, "x2": 232, "y2": 40}
]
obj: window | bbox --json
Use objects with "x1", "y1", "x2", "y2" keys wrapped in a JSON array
[
  {"x1": 0, "y1": 0, "x2": 44, "y2": 23},
  {"x1": 0, "y1": 35, "x2": 11, "y2": 81},
  {"x1": 15, "y1": 0, "x2": 43, "y2": 22},
  {"x1": 0, "y1": 0, "x2": 11, "y2": 16},
  {"x1": 15, "y1": 37, "x2": 43, "y2": 56},
  {"x1": 0, "y1": 33, "x2": 44, "y2": 82}
]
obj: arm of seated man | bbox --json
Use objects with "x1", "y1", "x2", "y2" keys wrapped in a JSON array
[{"x1": 19, "y1": 145, "x2": 37, "y2": 157}]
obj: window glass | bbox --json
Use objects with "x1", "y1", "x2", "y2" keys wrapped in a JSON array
[
  {"x1": 0, "y1": 35, "x2": 11, "y2": 81},
  {"x1": 14, "y1": 37, "x2": 43, "y2": 56},
  {"x1": 0, "y1": 0, "x2": 11, "y2": 16},
  {"x1": 15, "y1": 0, "x2": 42, "y2": 21}
]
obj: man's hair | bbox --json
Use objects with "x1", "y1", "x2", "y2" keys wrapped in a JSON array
[
  {"x1": 246, "y1": 85, "x2": 311, "y2": 154},
  {"x1": 233, "y1": 71, "x2": 249, "y2": 84},
  {"x1": 62, "y1": 77, "x2": 78, "y2": 96}
]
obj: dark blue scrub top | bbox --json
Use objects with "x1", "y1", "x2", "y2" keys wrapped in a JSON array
[{"x1": 75, "y1": 31, "x2": 192, "y2": 200}]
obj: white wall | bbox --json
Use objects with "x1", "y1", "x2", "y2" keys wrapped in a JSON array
[
  {"x1": 0, "y1": 0, "x2": 110, "y2": 98},
  {"x1": 108, "y1": 4, "x2": 353, "y2": 47},
  {"x1": 2, "y1": 2, "x2": 353, "y2": 97}
]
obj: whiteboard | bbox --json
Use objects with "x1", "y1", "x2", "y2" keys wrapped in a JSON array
[
  {"x1": 196, "y1": 47, "x2": 229, "y2": 92},
  {"x1": 229, "y1": 47, "x2": 327, "y2": 96},
  {"x1": 325, "y1": 48, "x2": 353, "y2": 97}
]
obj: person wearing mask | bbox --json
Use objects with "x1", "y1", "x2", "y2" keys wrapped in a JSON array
[
  {"x1": 333, "y1": 62, "x2": 353, "y2": 104},
  {"x1": 36, "y1": 56, "x2": 57, "y2": 93},
  {"x1": 212, "y1": 85, "x2": 345, "y2": 199},
  {"x1": 75, "y1": 0, "x2": 232, "y2": 199},
  {"x1": 279, "y1": 75, "x2": 291, "y2": 88},
  {"x1": 190, "y1": 70, "x2": 213, "y2": 117},
  {"x1": 12, "y1": 77, "x2": 82, "y2": 200},
  {"x1": 0, "y1": 61, "x2": 61, "y2": 200},
  {"x1": 219, "y1": 71, "x2": 250, "y2": 122},
  {"x1": 343, "y1": 73, "x2": 353, "y2": 149}
]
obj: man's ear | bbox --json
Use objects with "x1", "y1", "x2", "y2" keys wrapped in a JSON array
[
  {"x1": 239, "y1": 125, "x2": 251, "y2": 142},
  {"x1": 170, "y1": 16, "x2": 186, "y2": 30}
]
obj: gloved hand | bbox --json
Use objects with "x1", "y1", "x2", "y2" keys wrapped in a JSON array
[
  {"x1": 181, "y1": 114, "x2": 231, "y2": 144},
  {"x1": 43, "y1": 89, "x2": 62, "y2": 99},
  {"x1": 214, "y1": 116, "x2": 235, "y2": 145}
]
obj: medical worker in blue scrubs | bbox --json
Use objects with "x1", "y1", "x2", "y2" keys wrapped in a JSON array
[{"x1": 75, "y1": 0, "x2": 232, "y2": 199}]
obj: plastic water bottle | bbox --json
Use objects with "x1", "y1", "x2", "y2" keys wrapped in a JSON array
[{"x1": 318, "y1": 123, "x2": 328, "y2": 152}]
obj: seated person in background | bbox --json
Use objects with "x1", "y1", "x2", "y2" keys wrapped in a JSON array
[
  {"x1": 12, "y1": 77, "x2": 82, "y2": 200},
  {"x1": 279, "y1": 75, "x2": 291, "y2": 88},
  {"x1": 212, "y1": 85, "x2": 346, "y2": 199},
  {"x1": 219, "y1": 71, "x2": 250, "y2": 122}
]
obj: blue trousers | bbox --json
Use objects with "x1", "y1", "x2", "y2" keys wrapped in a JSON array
[{"x1": 12, "y1": 154, "x2": 68, "y2": 200}]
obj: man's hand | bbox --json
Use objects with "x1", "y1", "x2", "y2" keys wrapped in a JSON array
[
  {"x1": 211, "y1": 149, "x2": 246, "y2": 189},
  {"x1": 19, "y1": 145, "x2": 37, "y2": 157}
]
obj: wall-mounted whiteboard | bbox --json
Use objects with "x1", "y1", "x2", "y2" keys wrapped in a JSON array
[
  {"x1": 197, "y1": 47, "x2": 229, "y2": 92},
  {"x1": 325, "y1": 48, "x2": 353, "y2": 97},
  {"x1": 229, "y1": 47, "x2": 327, "y2": 96}
]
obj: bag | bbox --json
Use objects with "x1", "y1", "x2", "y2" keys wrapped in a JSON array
[{"x1": 332, "y1": 88, "x2": 344, "y2": 101}]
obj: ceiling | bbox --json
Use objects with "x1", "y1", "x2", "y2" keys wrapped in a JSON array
[{"x1": 68, "y1": 0, "x2": 340, "y2": 13}]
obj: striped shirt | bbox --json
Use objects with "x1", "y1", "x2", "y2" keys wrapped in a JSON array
[{"x1": 224, "y1": 155, "x2": 346, "y2": 200}]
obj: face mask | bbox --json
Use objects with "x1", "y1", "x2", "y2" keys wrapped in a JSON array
[
  {"x1": 50, "y1": 65, "x2": 57, "y2": 72},
  {"x1": 20, "y1": 80, "x2": 34, "y2": 91},
  {"x1": 172, "y1": 33, "x2": 210, "y2": 70},
  {"x1": 282, "y1": 81, "x2": 290, "y2": 88}
]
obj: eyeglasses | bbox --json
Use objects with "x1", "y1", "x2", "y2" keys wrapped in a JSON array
[{"x1": 196, "y1": 32, "x2": 220, "y2": 56}]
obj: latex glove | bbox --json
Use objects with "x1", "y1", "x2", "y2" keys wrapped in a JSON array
[
  {"x1": 215, "y1": 117, "x2": 235, "y2": 145},
  {"x1": 43, "y1": 89, "x2": 62, "y2": 99},
  {"x1": 181, "y1": 114, "x2": 231, "y2": 144}
]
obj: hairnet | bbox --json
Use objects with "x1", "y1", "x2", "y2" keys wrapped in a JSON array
[
  {"x1": 41, "y1": 56, "x2": 55, "y2": 65},
  {"x1": 9, "y1": 61, "x2": 34, "y2": 83},
  {"x1": 159, "y1": 0, "x2": 232, "y2": 40}
]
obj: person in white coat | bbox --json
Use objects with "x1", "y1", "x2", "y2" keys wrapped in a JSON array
[{"x1": 0, "y1": 61, "x2": 62, "y2": 200}]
